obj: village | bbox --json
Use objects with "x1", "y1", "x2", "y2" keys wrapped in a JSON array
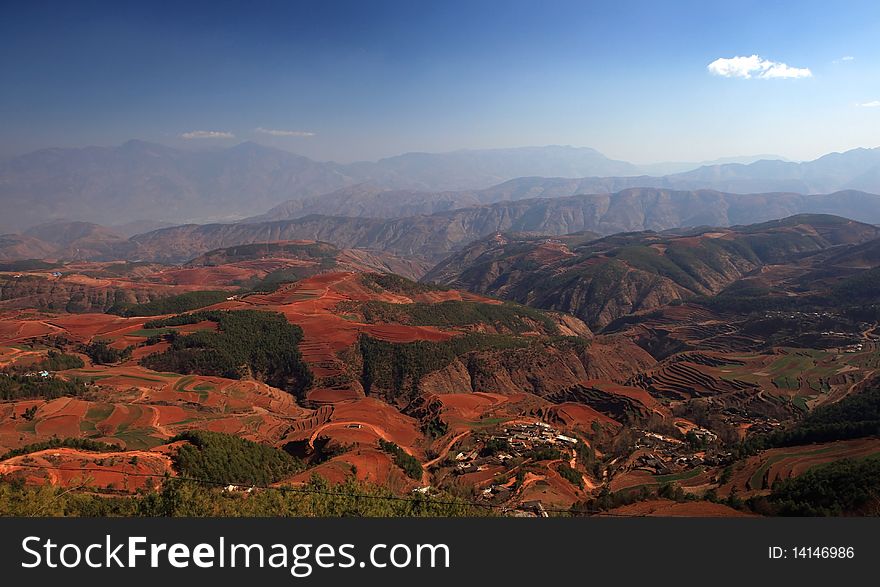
[
  {"x1": 452, "y1": 421, "x2": 579, "y2": 475},
  {"x1": 617, "y1": 425, "x2": 727, "y2": 477},
  {"x1": 438, "y1": 421, "x2": 582, "y2": 508}
]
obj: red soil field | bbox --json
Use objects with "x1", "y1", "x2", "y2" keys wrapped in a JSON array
[
  {"x1": 454, "y1": 465, "x2": 507, "y2": 489},
  {"x1": 314, "y1": 425, "x2": 386, "y2": 446},
  {"x1": 305, "y1": 387, "x2": 364, "y2": 404},
  {"x1": 0, "y1": 345, "x2": 45, "y2": 368},
  {"x1": 313, "y1": 398, "x2": 423, "y2": 453},
  {"x1": 34, "y1": 415, "x2": 84, "y2": 439},
  {"x1": 0, "y1": 317, "x2": 63, "y2": 342},
  {"x1": 130, "y1": 341, "x2": 170, "y2": 360},
  {"x1": 44, "y1": 314, "x2": 143, "y2": 341},
  {"x1": 237, "y1": 272, "x2": 462, "y2": 404},
  {"x1": 434, "y1": 392, "x2": 510, "y2": 421},
  {"x1": 607, "y1": 499, "x2": 753, "y2": 517},
  {"x1": 428, "y1": 393, "x2": 545, "y2": 439},
  {"x1": 150, "y1": 265, "x2": 270, "y2": 287},
  {"x1": 724, "y1": 438, "x2": 880, "y2": 496},
  {"x1": 581, "y1": 380, "x2": 670, "y2": 418},
  {"x1": 103, "y1": 404, "x2": 153, "y2": 432},
  {"x1": 35, "y1": 397, "x2": 90, "y2": 422},
  {"x1": 0, "y1": 265, "x2": 689, "y2": 507},
  {"x1": 548, "y1": 402, "x2": 621, "y2": 430},
  {"x1": 0, "y1": 447, "x2": 174, "y2": 492},
  {"x1": 0, "y1": 355, "x2": 328, "y2": 453},
  {"x1": 608, "y1": 469, "x2": 656, "y2": 492},
  {"x1": 515, "y1": 465, "x2": 585, "y2": 509},
  {"x1": 362, "y1": 324, "x2": 454, "y2": 343},
  {"x1": 150, "y1": 405, "x2": 190, "y2": 427},
  {"x1": 285, "y1": 448, "x2": 414, "y2": 489}
]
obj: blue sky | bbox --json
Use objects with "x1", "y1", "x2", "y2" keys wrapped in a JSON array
[{"x1": 1, "y1": 0, "x2": 878, "y2": 162}]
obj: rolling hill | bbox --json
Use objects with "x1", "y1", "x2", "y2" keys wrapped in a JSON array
[
  {"x1": 422, "y1": 214, "x2": 880, "y2": 328},
  {"x1": 5, "y1": 189, "x2": 880, "y2": 267},
  {"x1": 123, "y1": 189, "x2": 880, "y2": 265}
]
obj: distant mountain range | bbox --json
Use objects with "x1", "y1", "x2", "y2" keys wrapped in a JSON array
[
  {"x1": 252, "y1": 149, "x2": 880, "y2": 223},
  {"x1": 635, "y1": 154, "x2": 790, "y2": 176},
  {"x1": 136, "y1": 188, "x2": 880, "y2": 265},
  {"x1": 0, "y1": 142, "x2": 639, "y2": 232},
  {"x1": 3, "y1": 139, "x2": 879, "y2": 233},
  {"x1": 6, "y1": 188, "x2": 880, "y2": 268},
  {"x1": 0, "y1": 140, "x2": 353, "y2": 232}
]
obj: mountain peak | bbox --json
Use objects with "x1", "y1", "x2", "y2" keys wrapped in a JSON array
[{"x1": 119, "y1": 139, "x2": 177, "y2": 157}]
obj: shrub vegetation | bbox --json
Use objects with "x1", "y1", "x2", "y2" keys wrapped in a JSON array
[
  {"x1": 171, "y1": 430, "x2": 303, "y2": 485},
  {"x1": 140, "y1": 310, "x2": 312, "y2": 398},
  {"x1": 108, "y1": 291, "x2": 230, "y2": 317}
]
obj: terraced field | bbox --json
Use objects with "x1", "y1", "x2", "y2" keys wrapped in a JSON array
[
  {"x1": 609, "y1": 465, "x2": 712, "y2": 494},
  {"x1": 0, "y1": 272, "x2": 536, "y2": 496},
  {"x1": 628, "y1": 356, "x2": 758, "y2": 400},
  {"x1": 3, "y1": 238, "x2": 880, "y2": 518},
  {"x1": 721, "y1": 438, "x2": 880, "y2": 496}
]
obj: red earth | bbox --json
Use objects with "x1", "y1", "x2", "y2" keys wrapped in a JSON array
[
  {"x1": 607, "y1": 499, "x2": 753, "y2": 517},
  {"x1": 6, "y1": 259, "x2": 868, "y2": 518},
  {"x1": 0, "y1": 447, "x2": 174, "y2": 491}
]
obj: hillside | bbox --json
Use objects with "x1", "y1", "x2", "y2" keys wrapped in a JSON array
[
  {"x1": 115, "y1": 189, "x2": 880, "y2": 265},
  {"x1": 423, "y1": 215, "x2": 880, "y2": 328},
  {"x1": 0, "y1": 235, "x2": 57, "y2": 262},
  {"x1": 185, "y1": 240, "x2": 430, "y2": 281},
  {"x1": 0, "y1": 239, "x2": 430, "y2": 314},
  {"x1": 4, "y1": 219, "x2": 880, "y2": 515},
  {"x1": 248, "y1": 184, "x2": 484, "y2": 223},
  {"x1": 23, "y1": 221, "x2": 127, "y2": 260}
]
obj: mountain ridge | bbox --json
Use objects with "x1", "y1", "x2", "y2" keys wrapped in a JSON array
[
  {"x1": 5, "y1": 189, "x2": 880, "y2": 266},
  {"x1": 4, "y1": 140, "x2": 880, "y2": 233},
  {"x1": 0, "y1": 142, "x2": 645, "y2": 232},
  {"x1": 422, "y1": 214, "x2": 880, "y2": 328}
]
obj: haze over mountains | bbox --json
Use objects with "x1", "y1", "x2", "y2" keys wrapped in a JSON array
[
  {"x1": 254, "y1": 149, "x2": 880, "y2": 223},
  {"x1": 0, "y1": 141, "x2": 638, "y2": 232},
  {"x1": 635, "y1": 154, "x2": 789, "y2": 176},
  {"x1": 2, "y1": 140, "x2": 880, "y2": 234},
  {"x1": 4, "y1": 187, "x2": 880, "y2": 269}
]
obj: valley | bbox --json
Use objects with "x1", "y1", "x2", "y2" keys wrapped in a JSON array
[{"x1": 2, "y1": 212, "x2": 879, "y2": 516}]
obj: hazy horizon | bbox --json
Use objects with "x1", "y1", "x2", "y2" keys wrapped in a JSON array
[{"x1": 0, "y1": 137, "x2": 816, "y2": 167}]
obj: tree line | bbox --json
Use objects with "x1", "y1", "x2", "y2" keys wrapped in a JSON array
[{"x1": 140, "y1": 310, "x2": 313, "y2": 399}]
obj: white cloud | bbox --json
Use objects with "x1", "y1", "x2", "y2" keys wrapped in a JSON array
[
  {"x1": 255, "y1": 127, "x2": 315, "y2": 137},
  {"x1": 858, "y1": 101, "x2": 880, "y2": 108},
  {"x1": 179, "y1": 130, "x2": 235, "y2": 140},
  {"x1": 841, "y1": 56, "x2": 855, "y2": 61},
  {"x1": 707, "y1": 55, "x2": 812, "y2": 79}
]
